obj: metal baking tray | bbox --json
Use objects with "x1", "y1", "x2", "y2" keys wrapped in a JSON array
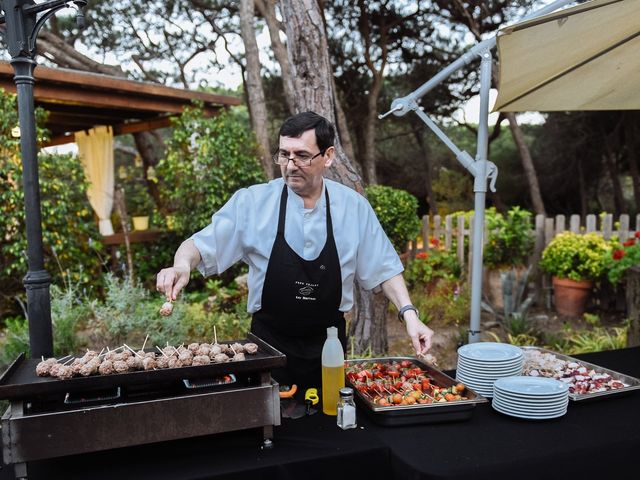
[
  {"x1": 346, "y1": 357, "x2": 487, "y2": 426},
  {"x1": 0, "y1": 333, "x2": 285, "y2": 401},
  {"x1": 520, "y1": 346, "x2": 640, "y2": 401}
]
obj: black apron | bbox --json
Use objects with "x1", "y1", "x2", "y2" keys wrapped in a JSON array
[{"x1": 251, "y1": 184, "x2": 345, "y2": 390}]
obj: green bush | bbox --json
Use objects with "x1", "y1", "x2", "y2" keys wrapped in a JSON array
[
  {"x1": 365, "y1": 185, "x2": 421, "y2": 252},
  {"x1": 410, "y1": 280, "x2": 470, "y2": 326},
  {"x1": 0, "y1": 89, "x2": 104, "y2": 315},
  {"x1": 156, "y1": 104, "x2": 266, "y2": 237},
  {"x1": 404, "y1": 249, "x2": 462, "y2": 290},
  {"x1": 539, "y1": 232, "x2": 610, "y2": 281},
  {"x1": 604, "y1": 233, "x2": 640, "y2": 284},
  {"x1": 0, "y1": 317, "x2": 30, "y2": 366},
  {"x1": 484, "y1": 207, "x2": 534, "y2": 269}
]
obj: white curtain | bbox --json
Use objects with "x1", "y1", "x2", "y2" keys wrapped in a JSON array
[{"x1": 75, "y1": 126, "x2": 115, "y2": 235}]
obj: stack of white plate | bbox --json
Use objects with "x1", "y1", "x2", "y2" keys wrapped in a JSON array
[
  {"x1": 455, "y1": 342, "x2": 524, "y2": 398},
  {"x1": 492, "y1": 376, "x2": 569, "y2": 420}
]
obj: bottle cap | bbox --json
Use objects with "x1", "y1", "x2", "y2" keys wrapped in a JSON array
[{"x1": 339, "y1": 387, "x2": 354, "y2": 397}]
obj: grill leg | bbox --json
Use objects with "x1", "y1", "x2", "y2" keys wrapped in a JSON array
[
  {"x1": 14, "y1": 462, "x2": 27, "y2": 480},
  {"x1": 262, "y1": 425, "x2": 274, "y2": 449}
]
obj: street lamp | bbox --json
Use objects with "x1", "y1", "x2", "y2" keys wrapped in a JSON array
[{"x1": 0, "y1": 1, "x2": 87, "y2": 358}]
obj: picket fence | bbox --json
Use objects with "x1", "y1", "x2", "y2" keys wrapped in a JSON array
[{"x1": 408, "y1": 213, "x2": 640, "y2": 276}]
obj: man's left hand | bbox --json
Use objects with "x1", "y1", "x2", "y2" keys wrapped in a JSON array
[{"x1": 403, "y1": 310, "x2": 434, "y2": 356}]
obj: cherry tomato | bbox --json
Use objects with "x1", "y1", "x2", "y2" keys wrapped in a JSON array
[{"x1": 400, "y1": 360, "x2": 412, "y2": 368}]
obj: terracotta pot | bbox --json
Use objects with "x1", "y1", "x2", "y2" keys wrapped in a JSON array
[{"x1": 552, "y1": 276, "x2": 593, "y2": 317}]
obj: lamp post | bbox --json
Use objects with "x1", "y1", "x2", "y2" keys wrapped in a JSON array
[{"x1": 0, "y1": 0, "x2": 86, "y2": 358}]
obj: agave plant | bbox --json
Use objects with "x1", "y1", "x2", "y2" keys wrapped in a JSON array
[{"x1": 482, "y1": 266, "x2": 534, "y2": 331}]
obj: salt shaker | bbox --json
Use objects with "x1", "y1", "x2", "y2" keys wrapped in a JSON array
[{"x1": 336, "y1": 387, "x2": 357, "y2": 430}]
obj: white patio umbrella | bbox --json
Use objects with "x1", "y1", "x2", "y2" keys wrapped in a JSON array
[{"x1": 495, "y1": 0, "x2": 640, "y2": 112}]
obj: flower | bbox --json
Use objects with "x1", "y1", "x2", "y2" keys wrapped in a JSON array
[
  {"x1": 606, "y1": 235, "x2": 640, "y2": 284},
  {"x1": 613, "y1": 249, "x2": 626, "y2": 260},
  {"x1": 416, "y1": 252, "x2": 429, "y2": 260}
]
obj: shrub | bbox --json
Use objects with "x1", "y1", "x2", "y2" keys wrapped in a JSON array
[
  {"x1": 365, "y1": 185, "x2": 421, "y2": 252},
  {"x1": 411, "y1": 280, "x2": 470, "y2": 326},
  {"x1": 605, "y1": 232, "x2": 640, "y2": 284},
  {"x1": 539, "y1": 232, "x2": 610, "y2": 281},
  {"x1": 484, "y1": 207, "x2": 534, "y2": 269},
  {"x1": 404, "y1": 249, "x2": 461, "y2": 290},
  {"x1": 0, "y1": 89, "x2": 104, "y2": 315},
  {"x1": 0, "y1": 317, "x2": 30, "y2": 367},
  {"x1": 157, "y1": 104, "x2": 266, "y2": 237}
]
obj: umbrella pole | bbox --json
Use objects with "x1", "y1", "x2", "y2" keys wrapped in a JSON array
[{"x1": 468, "y1": 50, "x2": 494, "y2": 344}]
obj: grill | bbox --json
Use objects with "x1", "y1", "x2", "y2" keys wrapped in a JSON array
[{"x1": 1, "y1": 333, "x2": 286, "y2": 479}]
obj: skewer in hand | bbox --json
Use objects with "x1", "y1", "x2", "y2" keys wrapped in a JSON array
[{"x1": 159, "y1": 298, "x2": 173, "y2": 316}]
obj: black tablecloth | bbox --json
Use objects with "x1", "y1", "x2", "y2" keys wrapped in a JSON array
[{"x1": 2, "y1": 347, "x2": 639, "y2": 480}]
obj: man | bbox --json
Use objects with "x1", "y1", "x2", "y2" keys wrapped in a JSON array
[{"x1": 156, "y1": 111, "x2": 434, "y2": 389}]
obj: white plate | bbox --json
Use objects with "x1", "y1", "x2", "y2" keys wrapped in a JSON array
[
  {"x1": 492, "y1": 401, "x2": 567, "y2": 419},
  {"x1": 457, "y1": 360, "x2": 524, "y2": 372},
  {"x1": 492, "y1": 396, "x2": 568, "y2": 412},
  {"x1": 493, "y1": 393, "x2": 568, "y2": 405},
  {"x1": 456, "y1": 364, "x2": 523, "y2": 379},
  {"x1": 494, "y1": 376, "x2": 569, "y2": 396},
  {"x1": 493, "y1": 386, "x2": 569, "y2": 402},
  {"x1": 458, "y1": 355, "x2": 524, "y2": 366},
  {"x1": 458, "y1": 343, "x2": 524, "y2": 362},
  {"x1": 455, "y1": 374, "x2": 496, "y2": 388}
]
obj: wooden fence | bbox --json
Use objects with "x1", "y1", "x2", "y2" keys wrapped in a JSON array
[{"x1": 408, "y1": 213, "x2": 640, "y2": 275}]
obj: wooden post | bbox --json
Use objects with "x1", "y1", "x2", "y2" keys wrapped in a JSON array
[
  {"x1": 457, "y1": 215, "x2": 465, "y2": 269},
  {"x1": 444, "y1": 215, "x2": 453, "y2": 251},
  {"x1": 602, "y1": 213, "x2": 613, "y2": 240},
  {"x1": 619, "y1": 214, "x2": 630, "y2": 241}
]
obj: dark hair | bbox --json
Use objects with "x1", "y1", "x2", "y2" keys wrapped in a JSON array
[{"x1": 278, "y1": 111, "x2": 335, "y2": 152}]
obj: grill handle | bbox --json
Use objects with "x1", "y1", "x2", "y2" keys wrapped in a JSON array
[{"x1": 64, "y1": 386, "x2": 122, "y2": 405}]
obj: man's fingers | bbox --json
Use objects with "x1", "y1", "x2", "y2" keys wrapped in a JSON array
[{"x1": 171, "y1": 276, "x2": 189, "y2": 301}]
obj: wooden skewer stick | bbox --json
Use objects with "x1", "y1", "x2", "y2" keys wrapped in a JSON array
[
  {"x1": 141, "y1": 334, "x2": 149, "y2": 351},
  {"x1": 156, "y1": 346, "x2": 168, "y2": 358},
  {"x1": 213, "y1": 325, "x2": 217, "y2": 345},
  {"x1": 62, "y1": 356, "x2": 75, "y2": 366},
  {"x1": 41, "y1": 356, "x2": 45, "y2": 362},
  {"x1": 124, "y1": 343, "x2": 142, "y2": 358}
]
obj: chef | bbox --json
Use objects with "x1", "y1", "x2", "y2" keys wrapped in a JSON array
[{"x1": 156, "y1": 111, "x2": 434, "y2": 389}]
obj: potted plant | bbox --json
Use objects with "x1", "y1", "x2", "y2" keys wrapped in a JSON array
[
  {"x1": 365, "y1": 185, "x2": 421, "y2": 259},
  {"x1": 127, "y1": 184, "x2": 154, "y2": 231},
  {"x1": 482, "y1": 207, "x2": 535, "y2": 309},
  {"x1": 605, "y1": 232, "x2": 640, "y2": 345},
  {"x1": 539, "y1": 231, "x2": 610, "y2": 316}
]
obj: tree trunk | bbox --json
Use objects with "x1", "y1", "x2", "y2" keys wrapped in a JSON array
[
  {"x1": 239, "y1": 0, "x2": 274, "y2": 180},
  {"x1": 362, "y1": 77, "x2": 381, "y2": 184},
  {"x1": 413, "y1": 128, "x2": 437, "y2": 214},
  {"x1": 331, "y1": 76, "x2": 357, "y2": 164},
  {"x1": 624, "y1": 116, "x2": 640, "y2": 211},
  {"x1": 578, "y1": 158, "x2": 588, "y2": 218},
  {"x1": 280, "y1": 0, "x2": 387, "y2": 355},
  {"x1": 255, "y1": 0, "x2": 295, "y2": 115},
  {"x1": 505, "y1": 112, "x2": 546, "y2": 216}
]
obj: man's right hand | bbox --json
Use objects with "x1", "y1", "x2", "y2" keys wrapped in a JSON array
[{"x1": 156, "y1": 265, "x2": 191, "y2": 301}]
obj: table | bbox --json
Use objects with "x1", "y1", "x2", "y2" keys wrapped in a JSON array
[{"x1": 2, "y1": 347, "x2": 638, "y2": 480}]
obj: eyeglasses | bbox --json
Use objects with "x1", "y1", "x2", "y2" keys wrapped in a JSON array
[{"x1": 273, "y1": 149, "x2": 325, "y2": 167}]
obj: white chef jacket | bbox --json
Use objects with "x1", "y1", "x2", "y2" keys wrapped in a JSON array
[{"x1": 191, "y1": 177, "x2": 403, "y2": 313}]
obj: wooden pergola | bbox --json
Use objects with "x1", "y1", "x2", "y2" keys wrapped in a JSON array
[{"x1": 0, "y1": 60, "x2": 241, "y2": 146}]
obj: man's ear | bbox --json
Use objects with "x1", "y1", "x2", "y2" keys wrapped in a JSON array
[{"x1": 324, "y1": 146, "x2": 335, "y2": 167}]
